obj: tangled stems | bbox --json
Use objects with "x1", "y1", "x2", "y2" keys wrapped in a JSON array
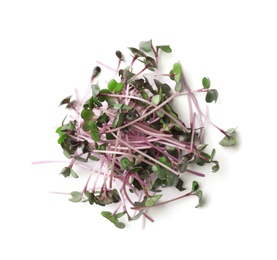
[{"x1": 48, "y1": 40, "x2": 237, "y2": 229}]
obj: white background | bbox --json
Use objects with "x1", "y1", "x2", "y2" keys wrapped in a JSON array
[{"x1": 1, "y1": 0, "x2": 277, "y2": 259}]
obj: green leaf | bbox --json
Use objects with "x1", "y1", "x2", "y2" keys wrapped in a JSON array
[
  {"x1": 121, "y1": 157, "x2": 134, "y2": 170},
  {"x1": 226, "y1": 127, "x2": 237, "y2": 135},
  {"x1": 74, "y1": 155, "x2": 87, "y2": 162},
  {"x1": 70, "y1": 168, "x2": 79, "y2": 178},
  {"x1": 157, "y1": 45, "x2": 172, "y2": 53},
  {"x1": 173, "y1": 63, "x2": 182, "y2": 83},
  {"x1": 175, "y1": 178, "x2": 186, "y2": 191},
  {"x1": 151, "y1": 94, "x2": 162, "y2": 105},
  {"x1": 195, "y1": 190, "x2": 203, "y2": 208},
  {"x1": 145, "y1": 56, "x2": 157, "y2": 69},
  {"x1": 84, "y1": 190, "x2": 95, "y2": 205},
  {"x1": 83, "y1": 120, "x2": 94, "y2": 132},
  {"x1": 108, "y1": 79, "x2": 124, "y2": 93},
  {"x1": 219, "y1": 135, "x2": 236, "y2": 146},
  {"x1": 91, "y1": 84, "x2": 100, "y2": 98},
  {"x1": 174, "y1": 81, "x2": 183, "y2": 92},
  {"x1": 60, "y1": 167, "x2": 70, "y2": 177},
  {"x1": 57, "y1": 133, "x2": 68, "y2": 144},
  {"x1": 211, "y1": 149, "x2": 216, "y2": 160},
  {"x1": 127, "y1": 210, "x2": 143, "y2": 221},
  {"x1": 112, "y1": 110, "x2": 124, "y2": 128},
  {"x1": 81, "y1": 109, "x2": 94, "y2": 120},
  {"x1": 59, "y1": 95, "x2": 72, "y2": 106},
  {"x1": 114, "y1": 222, "x2": 125, "y2": 229},
  {"x1": 128, "y1": 47, "x2": 146, "y2": 57},
  {"x1": 139, "y1": 40, "x2": 152, "y2": 52},
  {"x1": 114, "y1": 211, "x2": 126, "y2": 218},
  {"x1": 89, "y1": 155, "x2": 99, "y2": 161},
  {"x1": 145, "y1": 194, "x2": 163, "y2": 207},
  {"x1": 101, "y1": 211, "x2": 126, "y2": 229},
  {"x1": 69, "y1": 191, "x2": 82, "y2": 202},
  {"x1": 98, "y1": 89, "x2": 112, "y2": 102},
  {"x1": 113, "y1": 103, "x2": 123, "y2": 110},
  {"x1": 202, "y1": 77, "x2": 210, "y2": 89},
  {"x1": 108, "y1": 79, "x2": 117, "y2": 92},
  {"x1": 205, "y1": 89, "x2": 218, "y2": 103},
  {"x1": 212, "y1": 161, "x2": 220, "y2": 172},
  {"x1": 90, "y1": 121, "x2": 100, "y2": 142},
  {"x1": 63, "y1": 150, "x2": 71, "y2": 159},
  {"x1": 154, "y1": 79, "x2": 171, "y2": 94},
  {"x1": 191, "y1": 181, "x2": 199, "y2": 192}
]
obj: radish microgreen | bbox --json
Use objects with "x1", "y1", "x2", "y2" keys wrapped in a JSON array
[{"x1": 40, "y1": 39, "x2": 237, "y2": 229}]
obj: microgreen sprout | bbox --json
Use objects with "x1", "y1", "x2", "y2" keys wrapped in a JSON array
[{"x1": 36, "y1": 39, "x2": 237, "y2": 229}]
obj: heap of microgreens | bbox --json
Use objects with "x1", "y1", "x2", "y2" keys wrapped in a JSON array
[{"x1": 54, "y1": 40, "x2": 236, "y2": 229}]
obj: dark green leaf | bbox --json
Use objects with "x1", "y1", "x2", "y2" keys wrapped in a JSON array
[
  {"x1": 90, "y1": 121, "x2": 100, "y2": 142},
  {"x1": 59, "y1": 95, "x2": 72, "y2": 106},
  {"x1": 154, "y1": 79, "x2": 171, "y2": 94},
  {"x1": 58, "y1": 133, "x2": 68, "y2": 144},
  {"x1": 85, "y1": 190, "x2": 95, "y2": 205},
  {"x1": 121, "y1": 157, "x2": 134, "y2": 170},
  {"x1": 145, "y1": 56, "x2": 157, "y2": 68},
  {"x1": 212, "y1": 161, "x2": 220, "y2": 172},
  {"x1": 81, "y1": 109, "x2": 94, "y2": 120},
  {"x1": 175, "y1": 178, "x2": 186, "y2": 191},
  {"x1": 128, "y1": 47, "x2": 146, "y2": 57},
  {"x1": 205, "y1": 89, "x2": 219, "y2": 103},
  {"x1": 60, "y1": 167, "x2": 70, "y2": 177},
  {"x1": 202, "y1": 77, "x2": 210, "y2": 89},
  {"x1": 191, "y1": 181, "x2": 199, "y2": 192}
]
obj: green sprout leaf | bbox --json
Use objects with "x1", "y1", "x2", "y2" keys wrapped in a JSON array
[
  {"x1": 219, "y1": 135, "x2": 236, "y2": 146},
  {"x1": 195, "y1": 190, "x2": 203, "y2": 208},
  {"x1": 101, "y1": 211, "x2": 125, "y2": 229},
  {"x1": 60, "y1": 167, "x2": 70, "y2": 177},
  {"x1": 191, "y1": 181, "x2": 199, "y2": 192},
  {"x1": 202, "y1": 77, "x2": 210, "y2": 89},
  {"x1": 212, "y1": 161, "x2": 220, "y2": 172},
  {"x1": 69, "y1": 191, "x2": 82, "y2": 202},
  {"x1": 91, "y1": 84, "x2": 100, "y2": 98},
  {"x1": 70, "y1": 168, "x2": 79, "y2": 178},
  {"x1": 205, "y1": 89, "x2": 219, "y2": 103},
  {"x1": 157, "y1": 45, "x2": 172, "y2": 53},
  {"x1": 121, "y1": 157, "x2": 134, "y2": 170},
  {"x1": 151, "y1": 94, "x2": 162, "y2": 105},
  {"x1": 59, "y1": 95, "x2": 72, "y2": 106},
  {"x1": 145, "y1": 194, "x2": 163, "y2": 207},
  {"x1": 81, "y1": 109, "x2": 94, "y2": 120},
  {"x1": 139, "y1": 39, "x2": 152, "y2": 52}
]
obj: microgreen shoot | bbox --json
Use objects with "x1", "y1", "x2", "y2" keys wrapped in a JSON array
[{"x1": 36, "y1": 39, "x2": 237, "y2": 229}]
